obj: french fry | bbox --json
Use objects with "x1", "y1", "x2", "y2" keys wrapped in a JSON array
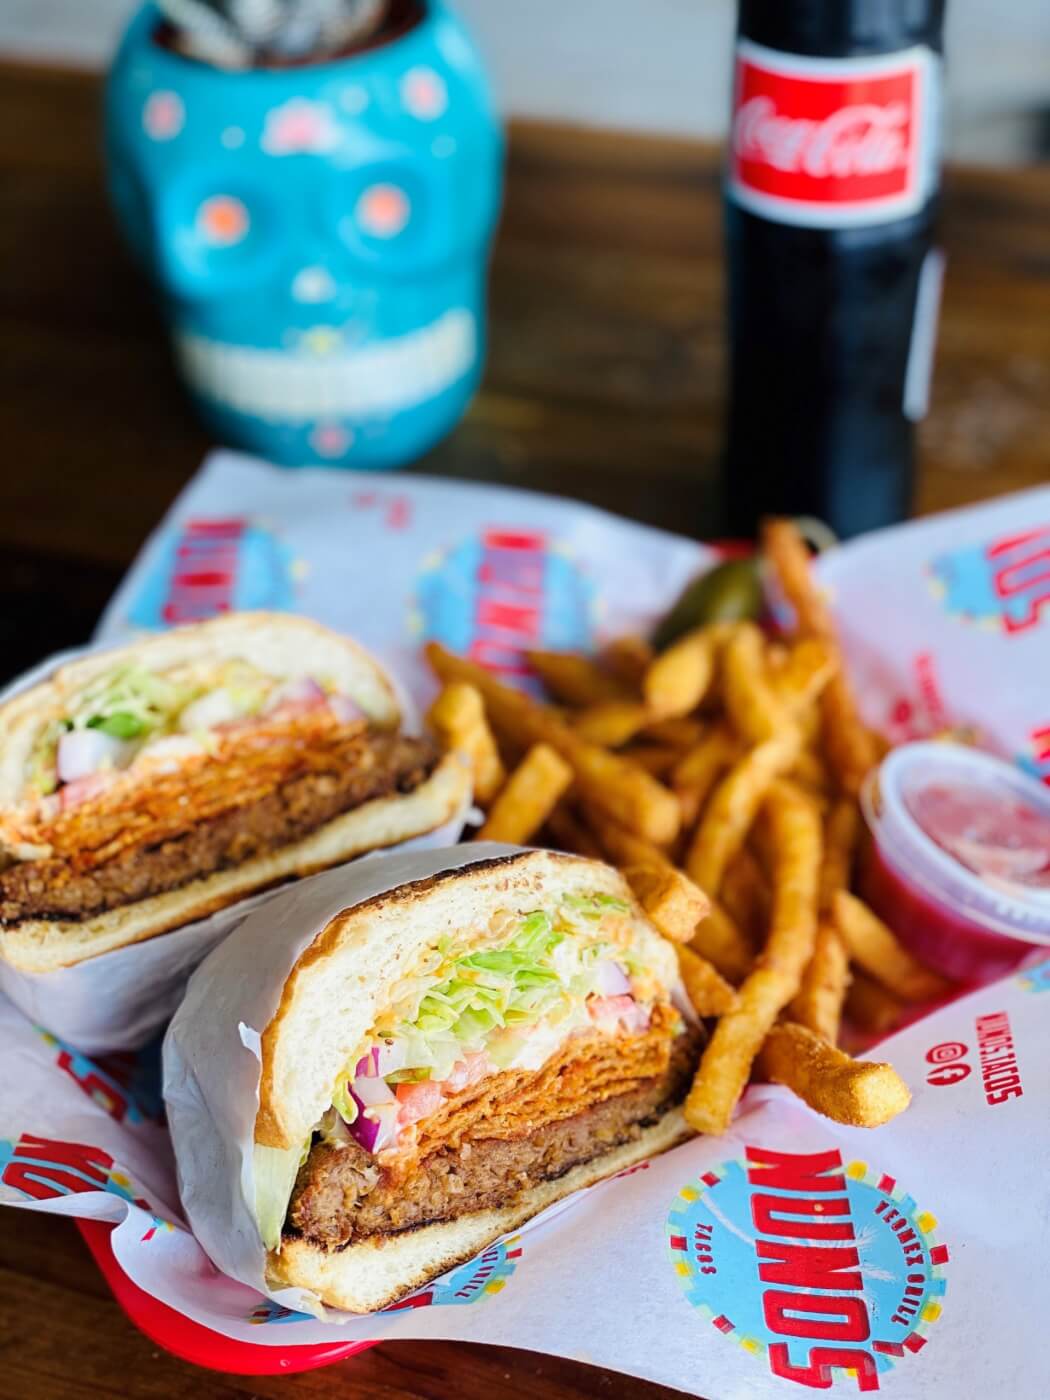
[
  {"x1": 722, "y1": 622, "x2": 787, "y2": 744},
  {"x1": 833, "y1": 890, "x2": 953, "y2": 1003},
  {"x1": 869, "y1": 727, "x2": 893, "y2": 762},
  {"x1": 795, "y1": 698, "x2": 823, "y2": 750},
  {"x1": 554, "y1": 746, "x2": 680, "y2": 849},
  {"x1": 720, "y1": 846, "x2": 771, "y2": 943},
  {"x1": 640, "y1": 717, "x2": 707, "y2": 750},
  {"x1": 426, "y1": 682, "x2": 506, "y2": 807},
  {"x1": 772, "y1": 636, "x2": 838, "y2": 714},
  {"x1": 685, "y1": 782, "x2": 821, "y2": 1133},
  {"x1": 600, "y1": 635, "x2": 654, "y2": 688},
  {"x1": 572, "y1": 700, "x2": 651, "y2": 748},
  {"x1": 581, "y1": 805, "x2": 709, "y2": 944},
  {"x1": 691, "y1": 901, "x2": 754, "y2": 983},
  {"x1": 762, "y1": 519, "x2": 876, "y2": 794},
  {"x1": 747, "y1": 816, "x2": 777, "y2": 881},
  {"x1": 427, "y1": 644, "x2": 681, "y2": 845},
  {"x1": 673, "y1": 783, "x2": 704, "y2": 840},
  {"x1": 581, "y1": 804, "x2": 675, "y2": 881},
  {"x1": 819, "y1": 797, "x2": 861, "y2": 913},
  {"x1": 544, "y1": 803, "x2": 604, "y2": 860},
  {"x1": 775, "y1": 776, "x2": 830, "y2": 818},
  {"x1": 845, "y1": 969, "x2": 907, "y2": 1036},
  {"x1": 821, "y1": 680, "x2": 878, "y2": 797},
  {"x1": 643, "y1": 624, "x2": 726, "y2": 719},
  {"x1": 762, "y1": 518, "x2": 834, "y2": 635},
  {"x1": 621, "y1": 744, "x2": 682, "y2": 779},
  {"x1": 684, "y1": 728, "x2": 801, "y2": 896},
  {"x1": 757, "y1": 1022, "x2": 911, "y2": 1128},
  {"x1": 476, "y1": 743, "x2": 572, "y2": 844},
  {"x1": 788, "y1": 920, "x2": 851, "y2": 1043},
  {"x1": 624, "y1": 863, "x2": 710, "y2": 945},
  {"x1": 677, "y1": 945, "x2": 738, "y2": 1017},
  {"x1": 790, "y1": 748, "x2": 831, "y2": 796},
  {"x1": 671, "y1": 726, "x2": 739, "y2": 803},
  {"x1": 526, "y1": 649, "x2": 631, "y2": 707}
]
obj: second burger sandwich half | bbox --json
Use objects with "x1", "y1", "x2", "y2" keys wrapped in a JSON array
[
  {"x1": 247, "y1": 850, "x2": 701, "y2": 1312},
  {"x1": 0, "y1": 613, "x2": 468, "y2": 971}
]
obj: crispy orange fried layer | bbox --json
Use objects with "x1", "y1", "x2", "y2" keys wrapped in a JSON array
[
  {"x1": 392, "y1": 1003, "x2": 679, "y2": 1179},
  {"x1": 10, "y1": 713, "x2": 374, "y2": 870}
]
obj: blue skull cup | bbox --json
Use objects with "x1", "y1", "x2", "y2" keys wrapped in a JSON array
[{"x1": 105, "y1": 1, "x2": 504, "y2": 468}]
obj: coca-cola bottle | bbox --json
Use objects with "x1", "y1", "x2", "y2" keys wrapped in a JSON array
[{"x1": 724, "y1": 1, "x2": 946, "y2": 539}]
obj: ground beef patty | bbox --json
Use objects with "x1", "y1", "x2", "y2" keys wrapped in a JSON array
[
  {"x1": 0, "y1": 731, "x2": 437, "y2": 923},
  {"x1": 287, "y1": 1025, "x2": 701, "y2": 1251}
]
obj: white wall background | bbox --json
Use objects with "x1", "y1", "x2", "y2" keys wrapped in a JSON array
[{"x1": 3, "y1": 0, "x2": 1049, "y2": 161}]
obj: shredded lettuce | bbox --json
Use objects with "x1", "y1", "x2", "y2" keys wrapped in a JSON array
[
  {"x1": 28, "y1": 659, "x2": 286, "y2": 794},
  {"x1": 28, "y1": 720, "x2": 66, "y2": 795},
  {"x1": 356, "y1": 894, "x2": 638, "y2": 1095},
  {"x1": 213, "y1": 660, "x2": 273, "y2": 717},
  {"x1": 330, "y1": 1079, "x2": 359, "y2": 1124},
  {"x1": 69, "y1": 665, "x2": 193, "y2": 741},
  {"x1": 254, "y1": 1142, "x2": 309, "y2": 1252},
  {"x1": 561, "y1": 893, "x2": 630, "y2": 918}
]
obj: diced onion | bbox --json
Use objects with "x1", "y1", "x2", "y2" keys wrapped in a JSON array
[
  {"x1": 593, "y1": 959, "x2": 632, "y2": 997},
  {"x1": 328, "y1": 694, "x2": 364, "y2": 725},
  {"x1": 348, "y1": 1098, "x2": 399, "y2": 1154},
  {"x1": 56, "y1": 729, "x2": 125, "y2": 783},
  {"x1": 177, "y1": 689, "x2": 239, "y2": 733},
  {"x1": 351, "y1": 1075, "x2": 397, "y2": 1109},
  {"x1": 265, "y1": 676, "x2": 327, "y2": 713},
  {"x1": 373, "y1": 1040, "x2": 408, "y2": 1077}
]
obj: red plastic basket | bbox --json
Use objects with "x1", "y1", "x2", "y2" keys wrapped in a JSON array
[{"x1": 77, "y1": 1220, "x2": 373, "y2": 1374}]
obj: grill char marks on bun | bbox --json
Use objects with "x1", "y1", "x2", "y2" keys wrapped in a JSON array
[
  {"x1": 0, "y1": 613, "x2": 469, "y2": 971},
  {"x1": 255, "y1": 850, "x2": 700, "y2": 1313}
]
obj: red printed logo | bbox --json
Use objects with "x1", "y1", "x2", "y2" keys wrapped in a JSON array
[
  {"x1": 729, "y1": 41, "x2": 938, "y2": 227},
  {"x1": 667, "y1": 1148, "x2": 949, "y2": 1388},
  {"x1": 924, "y1": 1041, "x2": 971, "y2": 1088}
]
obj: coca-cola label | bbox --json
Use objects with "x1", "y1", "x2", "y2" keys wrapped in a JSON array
[{"x1": 729, "y1": 41, "x2": 939, "y2": 227}]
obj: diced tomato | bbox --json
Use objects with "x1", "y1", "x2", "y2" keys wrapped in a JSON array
[
  {"x1": 588, "y1": 994, "x2": 634, "y2": 1021},
  {"x1": 588, "y1": 995, "x2": 650, "y2": 1035},
  {"x1": 443, "y1": 1052, "x2": 492, "y2": 1094},
  {"x1": 395, "y1": 1079, "x2": 446, "y2": 1127},
  {"x1": 59, "y1": 773, "x2": 113, "y2": 811}
]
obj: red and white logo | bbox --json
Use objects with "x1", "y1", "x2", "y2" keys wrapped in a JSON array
[{"x1": 729, "y1": 41, "x2": 938, "y2": 228}]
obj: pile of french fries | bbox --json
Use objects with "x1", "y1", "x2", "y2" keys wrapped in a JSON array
[{"x1": 425, "y1": 519, "x2": 954, "y2": 1135}]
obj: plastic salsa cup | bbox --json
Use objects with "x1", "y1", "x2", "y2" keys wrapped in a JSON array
[{"x1": 859, "y1": 742, "x2": 1050, "y2": 983}]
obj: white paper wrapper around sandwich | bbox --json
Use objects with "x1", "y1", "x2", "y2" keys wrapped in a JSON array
[
  {"x1": 0, "y1": 645, "x2": 470, "y2": 1054},
  {"x1": 163, "y1": 841, "x2": 540, "y2": 1318}
]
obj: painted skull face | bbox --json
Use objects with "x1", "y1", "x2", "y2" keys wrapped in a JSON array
[{"x1": 106, "y1": 2, "x2": 503, "y2": 467}]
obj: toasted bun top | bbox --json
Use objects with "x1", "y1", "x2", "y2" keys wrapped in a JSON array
[
  {"x1": 0, "y1": 612, "x2": 399, "y2": 811},
  {"x1": 255, "y1": 850, "x2": 677, "y2": 1152}
]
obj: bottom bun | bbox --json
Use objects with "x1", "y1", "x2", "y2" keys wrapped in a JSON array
[
  {"x1": 270, "y1": 1107, "x2": 694, "y2": 1314},
  {"x1": 0, "y1": 753, "x2": 469, "y2": 973}
]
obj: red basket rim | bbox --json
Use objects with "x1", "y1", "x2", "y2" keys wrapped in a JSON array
[{"x1": 76, "y1": 1219, "x2": 373, "y2": 1375}]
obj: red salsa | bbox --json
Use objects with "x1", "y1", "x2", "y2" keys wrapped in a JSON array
[{"x1": 904, "y1": 782, "x2": 1050, "y2": 892}]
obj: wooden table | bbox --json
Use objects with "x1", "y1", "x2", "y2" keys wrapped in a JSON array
[{"x1": 0, "y1": 56, "x2": 1048, "y2": 1400}]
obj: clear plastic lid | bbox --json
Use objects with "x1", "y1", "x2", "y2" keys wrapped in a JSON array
[{"x1": 861, "y1": 742, "x2": 1050, "y2": 944}]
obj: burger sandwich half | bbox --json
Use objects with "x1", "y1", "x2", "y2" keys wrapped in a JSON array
[{"x1": 253, "y1": 849, "x2": 701, "y2": 1312}]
